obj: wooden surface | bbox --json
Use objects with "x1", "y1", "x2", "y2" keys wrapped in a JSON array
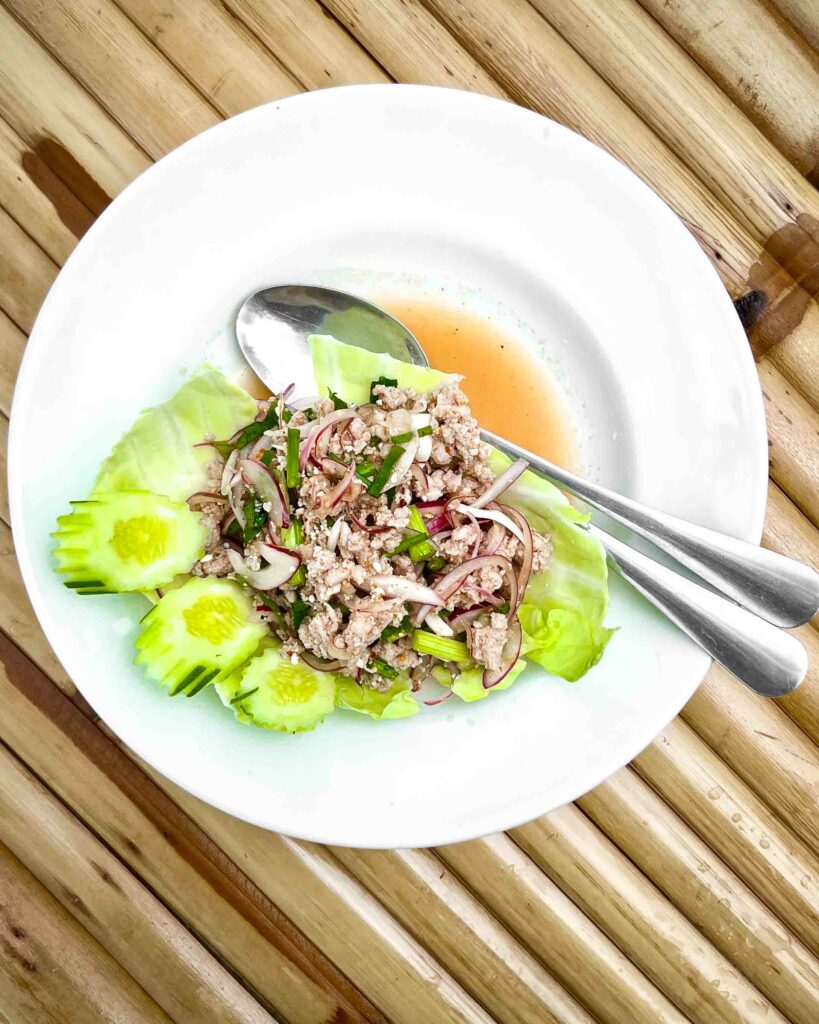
[{"x1": 1, "y1": 1, "x2": 818, "y2": 1020}]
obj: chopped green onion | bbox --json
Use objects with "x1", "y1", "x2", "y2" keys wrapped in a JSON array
[
  {"x1": 417, "y1": 425, "x2": 433, "y2": 437},
  {"x1": 291, "y1": 599, "x2": 311, "y2": 631},
  {"x1": 369, "y1": 376, "x2": 398, "y2": 402},
  {"x1": 231, "y1": 404, "x2": 279, "y2": 450},
  {"x1": 329, "y1": 390, "x2": 348, "y2": 410},
  {"x1": 410, "y1": 631, "x2": 470, "y2": 661},
  {"x1": 370, "y1": 657, "x2": 398, "y2": 680},
  {"x1": 230, "y1": 686, "x2": 259, "y2": 704},
  {"x1": 242, "y1": 497, "x2": 268, "y2": 543},
  {"x1": 281, "y1": 519, "x2": 306, "y2": 586},
  {"x1": 386, "y1": 531, "x2": 428, "y2": 556},
  {"x1": 368, "y1": 445, "x2": 405, "y2": 496},
  {"x1": 286, "y1": 427, "x2": 300, "y2": 488},
  {"x1": 282, "y1": 408, "x2": 292, "y2": 423},
  {"x1": 390, "y1": 430, "x2": 414, "y2": 444},
  {"x1": 255, "y1": 592, "x2": 287, "y2": 628},
  {"x1": 381, "y1": 615, "x2": 413, "y2": 643},
  {"x1": 426, "y1": 556, "x2": 447, "y2": 572},
  {"x1": 407, "y1": 505, "x2": 436, "y2": 563}
]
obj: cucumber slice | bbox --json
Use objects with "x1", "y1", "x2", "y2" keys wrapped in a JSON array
[
  {"x1": 53, "y1": 491, "x2": 207, "y2": 594},
  {"x1": 135, "y1": 577, "x2": 266, "y2": 695},
  {"x1": 216, "y1": 646, "x2": 336, "y2": 733}
]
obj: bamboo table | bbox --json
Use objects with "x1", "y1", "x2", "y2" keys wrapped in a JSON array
[{"x1": 1, "y1": 2, "x2": 818, "y2": 1021}]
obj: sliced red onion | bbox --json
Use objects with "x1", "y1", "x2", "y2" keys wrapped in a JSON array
[
  {"x1": 447, "y1": 603, "x2": 491, "y2": 633},
  {"x1": 481, "y1": 521, "x2": 506, "y2": 556},
  {"x1": 449, "y1": 503, "x2": 483, "y2": 558},
  {"x1": 410, "y1": 463, "x2": 429, "y2": 491},
  {"x1": 416, "y1": 500, "x2": 447, "y2": 513},
  {"x1": 471, "y1": 586, "x2": 505, "y2": 607},
  {"x1": 432, "y1": 554, "x2": 512, "y2": 602},
  {"x1": 348, "y1": 510, "x2": 390, "y2": 534},
  {"x1": 186, "y1": 491, "x2": 226, "y2": 511},
  {"x1": 220, "y1": 449, "x2": 239, "y2": 495},
  {"x1": 424, "y1": 689, "x2": 453, "y2": 707},
  {"x1": 300, "y1": 651, "x2": 344, "y2": 672},
  {"x1": 229, "y1": 481, "x2": 247, "y2": 531},
  {"x1": 289, "y1": 394, "x2": 321, "y2": 411},
  {"x1": 453, "y1": 502, "x2": 525, "y2": 544},
  {"x1": 471, "y1": 458, "x2": 529, "y2": 509},
  {"x1": 386, "y1": 437, "x2": 419, "y2": 488},
  {"x1": 326, "y1": 516, "x2": 343, "y2": 552},
  {"x1": 239, "y1": 458, "x2": 289, "y2": 528},
  {"x1": 426, "y1": 512, "x2": 451, "y2": 535},
  {"x1": 483, "y1": 617, "x2": 522, "y2": 688},
  {"x1": 500, "y1": 504, "x2": 533, "y2": 613},
  {"x1": 431, "y1": 528, "x2": 452, "y2": 544},
  {"x1": 221, "y1": 509, "x2": 236, "y2": 535},
  {"x1": 277, "y1": 383, "x2": 295, "y2": 426},
  {"x1": 323, "y1": 461, "x2": 355, "y2": 511},
  {"x1": 411, "y1": 412, "x2": 433, "y2": 462},
  {"x1": 424, "y1": 611, "x2": 454, "y2": 637},
  {"x1": 368, "y1": 575, "x2": 444, "y2": 606},
  {"x1": 317, "y1": 456, "x2": 348, "y2": 479},
  {"x1": 299, "y1": 409, "x2": 358, "y2": 470},
  {"x1": 226, "y1": 544, "x2": 300, "y2": 590}
]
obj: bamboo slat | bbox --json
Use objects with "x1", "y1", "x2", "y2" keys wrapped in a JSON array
[
  {"x1": 223, "y1": 0, "x2": 388, "y2": 88},
  {"x1": 636, "y1": 0, "x2": 819, "y2": 177},
  {"x1": 437, "y1": 834, "x2": 688, "y2": 1024},
  {"x1": 0, "y1": 117, "x2": 84, "y2": 264},
  {"x1": 322, "y1": 0, "x2": 505, "y2": 96},
  {"x1": 683, "y1": 664, "x2": 819, "y2": 856},
  {"x1": 532, "y1": 0, "x2": 819, "y2": 245},
  {"x1": 422, "y1": 0, "x2": 819, "y2": 402},
  {"x1": 0, "y1": 741, "x2": 276, "y2": 1024},
  {"x1": 510, "y1": 806, "x2": 788, "y2": 1024},
  {"x1": 578, "y1": 769, "x2": 819, "y2": 1022},
  {"x1": 0, "y1": 204, "x2": 56, "y2": 333},
  {"x1": 770, "y1": 0, "x2": 819, "y2": 54},
  {"x1": 632, "y1": 717, "x2": 819, "y2": 955},
  {"x1": 330, "y1": 845, "x2": 593, "y2": 1024},
  {"x1": 778, "y1": 624, "x2": 819, "y2": 744},
  {"x1": 0, "y1": 309, "x2": 24, "y2": 414},
  {"x1": 0, "y1": 6, "x2": 149, "y2": 198},
  {"x1": 758, "y1": 358, "x2": 819, "y2": 526},
  {"x1": 114, "y1": 0, "x2": 299, "y2": 116},
  {"x1": 155, "y1": 784, "x2": 498, "y2": 1024},
  {"x1": 4, "y1": 0, "x2": 219, "y2": 158},
  {"x1": 0, "y1": 631, "x2": 381, "y2": 1024},
  {"x1": 763, "y1": 481, "x2": 819, "y2": 576},
  {"x1": 0, "y1": 841, "x2": 172, "y2": 1024}
]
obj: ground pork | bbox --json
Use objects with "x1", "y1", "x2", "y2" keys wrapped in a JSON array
[{"x1": 468, "y1": 613, "x2": 510, "y2": 672}]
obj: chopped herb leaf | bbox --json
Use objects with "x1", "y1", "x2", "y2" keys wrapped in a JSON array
[
  {"x1": 329, "y1": 389, "x2": 348, "y2": 410},
  {"x1": 381, "y1": 615, "x2": 413, "y2": 643},
  {"x1": 242, "y1": 497, "x2": 268, "y2": 543},
  {"x1": 224, "y1": 517, "x2": 243, "y2": 540},
  {"x1": 291, "y1": 599, "x2": 311, "y2": 631},
  {"x1": 370, "y1": 657, "x2": 399, "y2": 680},
  {"x1": 369, "y1": 376, "x2": 398, "y2": 402},
  {"x1": 231, "y1": 404, "x2": 279, "y2": 451},
  {"x1": 260, "y1": 449, "x2": 276, "y2": 468}
]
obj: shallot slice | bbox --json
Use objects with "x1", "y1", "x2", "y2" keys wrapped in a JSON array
[
  {"x1": 452, "y1": 502, "x2": 525, "y2": 543},
  {"x1": 226, "y1": 544, "x2": 300, "y2": 590},
  {"x1": 239, "y1": 458, "x2": 289, "y2": 528},
  {"x1": 424, "y1": 611, "x2": 454, "y2": 637},
  {"x1": 368, "y1": 575, "x2": 444, "y2": 607},
  {"x1": 471, "y1": 458, "x2": 528, "y2": 508},
  {"x1": 300, "y1": 651, "x2": 344, "y2": 672}
]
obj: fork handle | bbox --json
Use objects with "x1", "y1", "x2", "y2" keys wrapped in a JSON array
[
  {"x1": 591, "y1": 525, "x2": 806, "y2": 696},
  {"x1": 482, "y1": 429, "x2": 819, "y2": 629}
]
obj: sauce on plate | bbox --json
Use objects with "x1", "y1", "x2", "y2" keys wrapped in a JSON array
[{"x1": 382, "y1": 299, "x2": 575, "y2": 468}]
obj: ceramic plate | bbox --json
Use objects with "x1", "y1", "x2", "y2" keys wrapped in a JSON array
[{"x1": 9, "y1": 86, "x2": 767, "y2": 847}]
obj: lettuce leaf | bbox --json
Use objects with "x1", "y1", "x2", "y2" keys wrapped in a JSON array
[
  {"x1": 335, "y1": 674, "x2": 420, "y2": 719},
  {"x1": 433, "y1": 660, "x2": 527, "y2": 702},
  {"x1": 309, "y1": 333, "x2": 459, "y2": 404},
  {"x1": 490, "y1": 451, "x2": 614, "y2": 681},
  {"x1": 93, "y1": 366, "x2": 257, "y2": 501}
]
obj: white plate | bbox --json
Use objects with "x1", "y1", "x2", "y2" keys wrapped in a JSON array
[{"x1": 10, "y1": 86, "x2": 767, "y2": 848}]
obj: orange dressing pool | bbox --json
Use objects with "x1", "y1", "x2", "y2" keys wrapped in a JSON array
[{"x1": 382, "y1": 299, "x2": 575, "y2": 468}]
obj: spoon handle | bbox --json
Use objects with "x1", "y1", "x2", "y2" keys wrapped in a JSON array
[
  {"x1": 591, "y1": 525, "x2": 806, "y2": 696},
  {"x1": 481, "y1": 428, "x2": 819, "y2": 629}
]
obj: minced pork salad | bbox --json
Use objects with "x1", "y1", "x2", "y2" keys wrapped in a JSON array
[{"x1": 53, "y1": 334, "x2": 613, "y2": 732}]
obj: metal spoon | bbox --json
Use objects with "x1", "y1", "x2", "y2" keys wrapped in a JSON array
[{"x1": 236, "y1": 285, "x2": 813, "y2": 695}]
